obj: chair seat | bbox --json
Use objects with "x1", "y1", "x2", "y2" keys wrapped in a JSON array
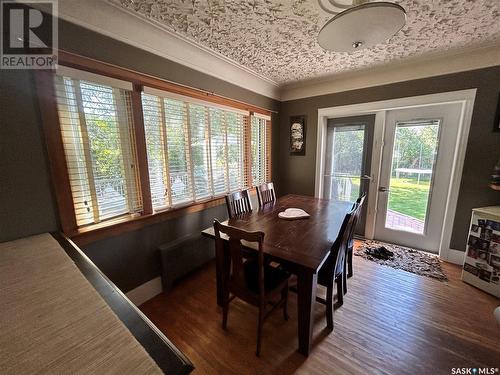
[{"x1": 243, "y1": 260, "x2": 290, "y2": 294}]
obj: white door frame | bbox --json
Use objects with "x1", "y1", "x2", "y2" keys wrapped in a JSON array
[{"x1": 315, "y1": 89, "x2": 476, "y2": 263}]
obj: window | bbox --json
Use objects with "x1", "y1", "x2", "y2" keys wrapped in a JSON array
[
  {"x1": 225, "y1": 111, "x2": 246, "y2": 190},
  {"x1": 141, "y1": 88, "x2": 248, "y2": 211},
  {"x1": 43, "y1": 59, "x2": 272, "y2": 235},
  {"x1": 53, "y1": 68, "x2": 142, "y2": 226},
  {"x1": 189, "y1": 103, "x2": 211, "y2": 200},
  {"x1": 251, "y1": 115, "x2": 270, "y2": 186}
]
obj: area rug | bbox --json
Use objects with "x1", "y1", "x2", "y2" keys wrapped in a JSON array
[{"x1": 354, "y1": 239, "x2": 448, "y2": 281}]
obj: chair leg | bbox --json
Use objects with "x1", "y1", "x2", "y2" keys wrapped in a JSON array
[
  {"x1": 347, "y1": 247, "x2": 353, "y2": 278},
  {"x1": 282, "y1": 286, "x2": 289, "y2": 321},
  {"x1": 222, "y1": 293, "x2": 229, "y2": 330},
  {"x1": 335, "y1": 275, "x2": 344, "y2": 309},
  {"x1": 326, "y1": 283, "x2": 334, "y2": 331},
  {"x1": 256, "y1": 309, "x2": 264, "y2": 357},
  {"x1": 343, "y1": 257, "x2": 348, "y2": 295}
]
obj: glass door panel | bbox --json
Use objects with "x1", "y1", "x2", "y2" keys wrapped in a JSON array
[
  {"x1": 385, "y1": 121, "x2": 440, "y2": 234},
  {"x1": 324, "y1": 124, "x2": 364, "y2": 202},
  {"x1": 323, "y1": 115, "x2": 375, "y2": 235}
]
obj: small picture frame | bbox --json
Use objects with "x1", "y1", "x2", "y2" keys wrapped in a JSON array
[{"x1": 290, "y1": 115, "x2": 306, "y2": 155}]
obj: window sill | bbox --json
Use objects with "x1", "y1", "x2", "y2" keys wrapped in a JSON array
[{"x1": 69, "y1": 195, "x2": 229, "y2": 246}]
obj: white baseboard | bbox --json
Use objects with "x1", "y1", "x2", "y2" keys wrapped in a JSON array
[
  {"x1": 125, "y1": 276, "x2": 163, "y2": 306},
  {"x1": 441, "y1": 248, "x2": 466, "y2": 265}
]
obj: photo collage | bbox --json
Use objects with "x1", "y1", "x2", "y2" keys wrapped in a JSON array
[{"x1": 464, "y1": 218, "x2": 500, "y2": 284}]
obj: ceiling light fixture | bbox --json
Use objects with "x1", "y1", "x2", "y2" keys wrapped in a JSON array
[{"x1": 317, "y1": 0, "x2": 406, "y2": 52}]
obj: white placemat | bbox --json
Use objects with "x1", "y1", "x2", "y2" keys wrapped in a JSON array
[{"x1": 278, "y1": 208, "x2": 310, "y2": 220}]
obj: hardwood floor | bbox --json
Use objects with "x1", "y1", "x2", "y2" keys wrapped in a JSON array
[{"x1": 140, "y1": 256, "x2": 500, "y2": 374}]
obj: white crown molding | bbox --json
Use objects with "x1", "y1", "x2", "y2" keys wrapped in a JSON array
[
  {"x1": 43, "y1": 0, "x2": 280, "y2": 100},
  {"x1": 280, "y1": 43, "x2": 500, "y2": 101}
]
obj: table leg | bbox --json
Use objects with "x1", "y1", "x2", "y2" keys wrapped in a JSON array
[{"x1": 296, "y1": 269, "x2": 317, "y2": 356}]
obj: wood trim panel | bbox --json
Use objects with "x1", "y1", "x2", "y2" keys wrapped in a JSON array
[
  {"x1": 266, "y1": 119, "x2": 272, "y2": 182},
  {"x1": 72, "y1": 188, "x2": 257, "y2": 245},
  {"x1": 243, "y1": 115, "x2": 253, "y2": 187},
  {"x1": 71, "y1": 196, "x2": 227, "y2": 246},
  {"x1": 58, "y1": 50, "x2": 272, "y2": 117},
  {"x1": 130, "y1": 84, "x2": 153, "y2": 215},
  {"x1": 35, "y1": 70, "x2": 78, "y2": 234}
]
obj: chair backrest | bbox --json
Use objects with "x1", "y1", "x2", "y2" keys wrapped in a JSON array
[
  {"x1": 213, "y1": 219, "x2": 265, "y2": 297},
  {"x1": 225, "y1": 189, "x2": 253, "y2": 219},
  {"x1": 348, "y1": 193, "x2": 366, "y2": 242},
  {"x1": 256, "y1": 182, "x2": 276, "y2": 206},
  {"x1": 319, "y1": 205, "x2": 357, "y2": 283},
  {"x1": 356, "y1": 194, "x2": 366, "y2": 211}
]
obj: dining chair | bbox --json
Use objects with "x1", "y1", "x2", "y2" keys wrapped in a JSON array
[
  {"x1": 213, "y1": 219, "x2": 290, "y2": 357},
  {"x1": 225, "y1": 189, "x2": 253, "y2": 219},
  {"x1": 316, "y1": 205, "x2": 357, "y2": 330},
  {"x1": 347, "y1": 194, "x2": 366, "y2": 279},
  {"x1": 256, "y1": 182, "x2": 276, "y2": 206}
]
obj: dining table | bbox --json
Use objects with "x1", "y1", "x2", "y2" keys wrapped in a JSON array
[{"x1": 201, "y1": 194, "x2": 350, "y2": 356}]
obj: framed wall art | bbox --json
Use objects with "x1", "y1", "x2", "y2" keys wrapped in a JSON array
[{"x1": 290, "y1": 115, "x2": 306, "y2": 155}]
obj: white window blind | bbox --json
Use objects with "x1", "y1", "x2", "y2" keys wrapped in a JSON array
[
  {"x1": 141, "y1": 89, "x2": 248, "y2": 211},
  {"x1": 251, "y1": 116, "x2": 268, "y2": 186},
  {"x1": 225, "y1": 111, "x2": 246, "y2": 191},
  {"x1": 209, "y1": 108, "x2": 228, "y2": 195},
  {"x1": 165, "y1": 98, "x2": 193, "y2": 205},
  {"x1": 189, "y1": 103, "x2": 211, "y2": 200},
  {"x1": 54, "y1": 74, "x2": 142, "y2": 226},
  {"x1": 141, "y1": 94, "x2": 169, "y2": 210}
]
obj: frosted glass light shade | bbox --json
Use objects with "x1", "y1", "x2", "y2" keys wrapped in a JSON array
[{"x1": 318, "y1": 2, "x2": 406, "y2": 52}]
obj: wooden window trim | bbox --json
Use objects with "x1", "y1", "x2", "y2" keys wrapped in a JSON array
[
  {"x1": 130, "y1": 84, "x2": 153, "y2": 215},
  {"x1": 35, "y1": 70, "x2": 78, "y2": 234},
  {"x1": 36, "y1": 50, "x2": 272, "y2": 244},
  {"x1": 266, "y1": 119, "x2": 272, "y2": 182},
  {"x1": 243, "y1": 115, "x2": 253, "y2": 188},
  {"x1": 70, "y1": 189, "x2": 257, "y2": 246},
  {"x1": 73, "y1": 196, "x2": 214, "y2": 246}
]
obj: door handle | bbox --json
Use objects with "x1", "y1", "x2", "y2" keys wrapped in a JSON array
[
  {"x1": 378, "y1": 186, "x2": 390, "y2": 192},
  {"x1": 361, "y1": 175, "x2": 372, "y2": 180}
]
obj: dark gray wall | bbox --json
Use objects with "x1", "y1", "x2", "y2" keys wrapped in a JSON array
[
  {"x1": 84, "y1": 205, "x2": 227, "y2": 292},
  {"x1": 279, "y1": 66, "x2": 500, "y2": 251},
  {"x1": 0, "y1": 70, "x2": 59, "y2": 239},
  {"x1": 0, "y1": 18, "x2": 279, "y2": 292}
]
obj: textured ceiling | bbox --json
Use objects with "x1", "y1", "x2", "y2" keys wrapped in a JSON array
[{"x1": 109, "y1": 0, "x2": 500, "y2": 84}]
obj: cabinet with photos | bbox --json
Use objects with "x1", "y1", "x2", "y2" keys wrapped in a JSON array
[{"x1": 462, "y1": 207, "x2": 500, "y2": 297}]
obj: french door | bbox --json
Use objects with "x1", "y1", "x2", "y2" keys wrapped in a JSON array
[
  {"x1": 322, "y1": 115, "x2": 374, "y2": 234},
  {"x1": 374, "y1": 103, "x2": 463, "y2": 252}
]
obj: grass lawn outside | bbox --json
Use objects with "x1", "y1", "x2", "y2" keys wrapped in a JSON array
[
  {"x1": 338, "y1": 177, "x2": 430, "y2": 222},
  {"x1": 387, "y1": 178, "x2": 431, "y2": 221}
]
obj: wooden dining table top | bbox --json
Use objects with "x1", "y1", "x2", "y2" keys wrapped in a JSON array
[{"x1": 201, "y1": 194, "x2": 351, "y2": 272}]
